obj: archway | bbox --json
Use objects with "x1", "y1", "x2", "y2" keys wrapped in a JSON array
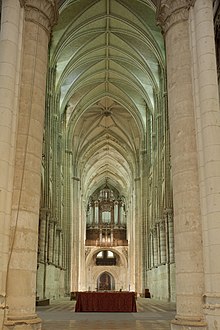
[{"x1": 97, "y1": 272, "x2": 115, "y2": 291}]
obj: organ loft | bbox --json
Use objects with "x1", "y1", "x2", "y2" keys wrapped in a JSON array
[{"x1": 85, "y1": 183, "x2": 128, "y2": 247}]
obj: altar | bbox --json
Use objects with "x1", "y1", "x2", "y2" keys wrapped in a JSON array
[{"x1": 75, "y1": 291, "x2": 137, "y2": 312}]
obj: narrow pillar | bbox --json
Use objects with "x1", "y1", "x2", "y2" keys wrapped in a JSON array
[
  {"x1": 63, "y1": 150, "x2": 72, "y2": 294},
  {"x1": 153, "y1": 227, "x2": 158, "y2": 267},
  {"x1": 48, "y1": 221, "x2": 55, "y2": 263},
  {"x1": 99, "y1": 228, "x2": 102, "y2": 245},
  {"x1": 119, "y1": 202, "x2": 124, "y2": 224},
  {"x1": 141, "y1": 149, "x2": 148, "y2": 287},
  {"x1": 94, "y1": 201, "x2": 99, "y2": 225},
  {"x1": 36, "y1": 209, "x2": 49, "y2": 300},
  {"x1": 89, "y1": 202, "x2": 93, "y2": 225},
  {"x1": 167, "y1": 210, "x2": 174, "y2": 264},
  {"x1": 114, "y1": 201, "x2": 119, "y2": 225},
  {"x1": 38, "y1": 210, "x2": 47, "y2": 262},
  {"x1": 149, "y1": 232, "x2": 153, "y2": 269},
  {"x1": 92, "y1": 202, "x2": 95, "y2": 226},
  {"x1": 134, "y1": 177, "x2": 143, "y2": 295},
  {"x1": 111, "y1": 228, "x2": 113, "y2": 245},
  {"x1": 160, "y1": 221, "x2": 166, "y2": 264},
  {"x1": 4, "y1": 1, "x2": 57, "y2": 329},
  {"x1": 0, "y1": 1, "x2": 23, "y2": 328},
  {"x1": 59, "y1": 232, "x2": 63, "y2": 268},
  {"x1": 54, "y1": 226, "x2": 59, "y2": 266},
  {"x1": 71, "y1": 177, "x2": 80, "y2": 294},
  {"x1": 157, "y1": 1, "x2": 206, "y2": 329},
  {"x1": 191, "y1": 0, "x2": 220, "y2": 327}
]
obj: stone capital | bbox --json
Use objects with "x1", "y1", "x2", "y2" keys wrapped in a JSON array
[
  {"x1": 157, "y1": 0, "x2": 196, "y2": 34},
  {"x1": 20, "y1": 0, "x2": 58, "y2": 35}
]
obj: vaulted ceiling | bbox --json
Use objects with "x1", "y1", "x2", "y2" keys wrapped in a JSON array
[{"x1": 50, "y1": 0, "x2": 165, "y2": 202}]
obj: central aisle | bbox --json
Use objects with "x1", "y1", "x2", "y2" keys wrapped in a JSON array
[{"x1": 37, "y1": 297, "x2": 176, "y2": 330}]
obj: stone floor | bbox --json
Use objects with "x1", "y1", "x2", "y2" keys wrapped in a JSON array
[{"x1": 37, "y1": 297, "x2": 176, "y2": 329}]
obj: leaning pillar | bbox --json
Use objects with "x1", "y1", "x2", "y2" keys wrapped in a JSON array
[
  {"x1": 157, "y1": 1, "x2": 206, "y2": 329},
  {"x1": 3, "y1": 1, "x2": 57, "y2": 329}
]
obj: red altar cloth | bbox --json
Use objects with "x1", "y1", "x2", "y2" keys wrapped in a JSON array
[{"x1": 75, "y1": 291, "x2": 137, "y2": 312}]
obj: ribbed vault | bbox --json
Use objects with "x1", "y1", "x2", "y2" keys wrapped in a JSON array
[{"x1": 50, "y1": 0, "x2": 165, "y2": 203}]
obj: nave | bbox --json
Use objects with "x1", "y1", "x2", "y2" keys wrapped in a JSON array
[{"x1": 38, "y1": 297, "x2": 176, "y2": 330}]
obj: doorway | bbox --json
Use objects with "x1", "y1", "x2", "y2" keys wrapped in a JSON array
[{"x1": 97, "y1": 272, "x2": 115, "y2": 291}]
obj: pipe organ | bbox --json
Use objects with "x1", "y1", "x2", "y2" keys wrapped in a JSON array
[{"x1": 85, "y1": 185, "x2": 127, "y2": 247}]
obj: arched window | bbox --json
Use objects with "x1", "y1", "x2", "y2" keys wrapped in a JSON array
[{"x1": 96, "y1": 250, "x2": 116, "y2": 266}]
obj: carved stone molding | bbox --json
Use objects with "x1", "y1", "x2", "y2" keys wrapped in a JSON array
[
  {"x1": 4, "y1": 315, "x2": 42, "y2": 327},
  {"x1": 20, "y1": 0, "x2": 58, "y2": 35},
  {"x1": 122, "y1": 247, "x2": 128, "y2": 260},
  {"x1": 157, "y1": 0, "x2": 196, "y2": 34},
  {"x1": 85, "y1": 247, "x2": 91, "y2": 259},
  {"x1": 203, "y1": 295, "x2": 220, "y2": 310},
  {"x1": 203, "y1": 303, "x2": 220, "y2": 310}
]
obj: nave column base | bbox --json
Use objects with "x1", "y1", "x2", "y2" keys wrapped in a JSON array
[
  {"x1": 171, "y1": 318, "x2": 207, "y2": 330},
  {"x1": 3, "y1": 315, "x2": 41, "y2": 330}
]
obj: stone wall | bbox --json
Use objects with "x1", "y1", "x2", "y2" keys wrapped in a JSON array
[
  {"x1": 147, "y1": 264, "x2": 176, "y2": 302},
  {"x1": 37, "y1": 264, "x2": 65, "y2": 301},
  {"x1": 85, "y1": 246, "x2": 128, "y2": 292}
]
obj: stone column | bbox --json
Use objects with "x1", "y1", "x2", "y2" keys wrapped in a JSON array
[
  {"x1": 0, "y1": 1, "x2": 23, "y2": 328},
  {"x1": 36, "y1": 209, "x2": 49, "y2": 300},
  {"x1": 157, "y1": 1, "x2": 206, "y2": 329},
  {"x1": 141, "y1": 149, "x2": 148, "y2": 286},
  {"x1": 153, "y1": 227, "x2": 158, "y2": 267},
  {"x1": 59, "y1": 232, "x2": 63, "y2": 268},
  {"x1": 160, "y1": 221, "x2": 166, "y2": 264},
  {"x1": 89, "y1": 202, "x2": 93, "y2": 225},
  {"x1": 150, "y1": 232, "x2": 153, "y2": 269},
  {"x1": 92, "y1": 202, "x2": 95, "y2": 226},
  {"x1": 94, "y1": 201, "x2": 99, "y2": 225},
  {"x1": 110, "y1": 205, "x2": 114, "y2": 225},
  {"x1": 119, "y1": 202, "x2": 124, "y2": 225},
  {"x1": 56, "y1": 228, "x2": 62, "y2": 267},
  {"x1": 63, "y1": 150, "x2": 72, "y2": 294},
  {"x1": 134, "y1": 177, "x2": 143, "y2": 295},
  {"x1": 48, "y1": 220, "x2": 55, "y2": 263},
  {"x1": 4, "y1": 1, "x2": 57, "y2": 329},
  {"x1": 38, "y1": 209, "x2": 47, "y2": 262},
  {"x1": 190, "y1": 0, "x2": 220, "y2": 326},
  {"x1": 167, "y1": 210, "x2": 174, "y2": 264},
  {"x1": 110, "y1": 228, "x2": 113, "y2": 245},
  {"x1": 114, "y1": 201, "x2": 118, "y2": 225},
  {"x1": 71, "y1": 177, "x2": 80, "y2": 293},
  {"x1": 99, "y1": 228, "x2": 102, "y2": 245}
]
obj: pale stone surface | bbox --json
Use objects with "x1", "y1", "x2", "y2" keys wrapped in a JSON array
[
  {"x1": 1, "y1": 1, "x2": 58, "y2": 329},
  {"x1": 147, "y1": 264, "x2": 176, "y2": 302},
  {"x1": 0, "y1": 1, "x2": 24, "y2": 329},
  {"x1": 40, "y1": 264, "x2": 65, "y2": 300},
  {"x1": 158, "y1": 0, "x2": 206, "y2": 328},
  {"x1": 85, "y1": 246, "x2": 128, "y2": 292},
  {"x1": 191, "y1": 1, "x2": 220, "y2": 327},
  {"x1": 1, "y1": 1, "x2": 220, "y2": 330}
]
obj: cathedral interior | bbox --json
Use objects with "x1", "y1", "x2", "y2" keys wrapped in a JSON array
[
  {"x1": 1, "y1": 0, "x2": 220, "y2": 329},
  {"x1": 37, "y1": 0, "x2": 174, "y2": 302}
]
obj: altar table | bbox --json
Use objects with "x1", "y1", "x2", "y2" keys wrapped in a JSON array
[{"x1": 75, "y1": 291, "x2": 137, "y2": 312}]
